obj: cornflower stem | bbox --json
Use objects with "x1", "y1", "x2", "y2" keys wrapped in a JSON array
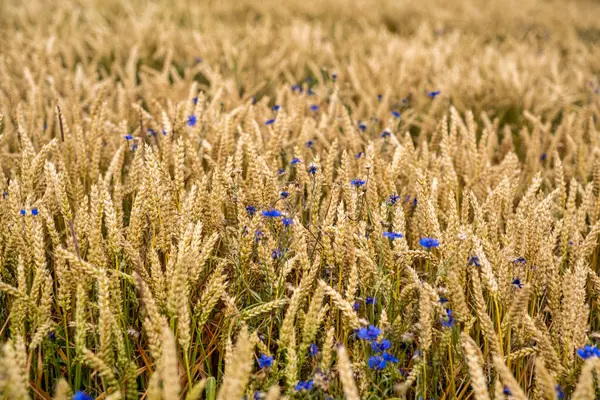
[
  {"x1": 308, "y1": 176, "x2": 316, "y2": 227},
  {"x1": 357, "y1": 169, "x2": 371, "y2": 222}
]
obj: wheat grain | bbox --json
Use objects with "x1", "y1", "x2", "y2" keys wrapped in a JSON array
[{"x1": 336, "y1": 345, "x2": 360, "y2": 400}]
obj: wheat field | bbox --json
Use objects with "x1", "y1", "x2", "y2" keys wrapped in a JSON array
[{"x1": 1, "y1": 0, "x2": 600, "y2": 399}]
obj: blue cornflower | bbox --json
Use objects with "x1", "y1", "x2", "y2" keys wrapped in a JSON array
[
  {"x1": 555, "y1": 385, "x2": 564, "y2": 400},
  {"x1": 387, "y1": 193, "x2": 401, "y2": 205},
  {"x1": 20, "y1": 209, "x2": 26, "y2": 216},
  {"x1": 356, "y1": 152, "x2": 363, "y2": 159},
  {"x1": 377, "y1": 94, "x2": 382, "y2": 102},
  {"x1": 262, "y1": 209, "x2": 282, "y2": 218},
  {"x1": 383, "y1": 232, "x2": 403, "y2": 240},
  {"x1": 331, "y1": 73, "x2": 337, "y2": 81},
  {"x1": 356, "y1": 325, "x2": 381, "y2": 341},
  {"x1": 512, "y1": 257, "x2": 526, "y2": 263},
  {"x1": 353, "y1": 301, "x2": 360, "y2": 311},
  {"x1": 310, "y1": 104, "x2": 319, "y2": 112},
  {"x1": 368, "y1": 355, "x2": 386, "y2": 370},
  {"x1": 292, "y1": 84, "x2": 302, "y2": 93},
  {"x1": 265, "y1": 119, "x2": 276, "y2": 126},
  {"x1": 371, "y1": 339, "x2": 391, "y2": 353},
  {"x1": 253, "y1": 391, "x2": 262, "y2": 400},
  {"x1": 277, "y1": 168, "x2": 285, "y2": 175},
  {"x1": 391, "y1": 111, "x2": 401, "y2": 118},
  {"x1": 291, "y1": 158, "x2": 302, "y2": 165},
  {"x1": 381, "y1": 130, "x2": 391, "y2": 138},
  {"x1": 272, "y1": 249, "x2": 283, "y2": 259},
  {"x1": 280, "y1": 191, "x2": 289, "y2": 199},
  {"x1": 192, "y1": 97, "x2": 198, "y2": 105},
  {"x1": 132, "y1": 144, "x2": 138, "y2": 151},
  {"x1": 577, "y1": 344, "x2": 600, "y2": 359},
  {"x1": 246, "y1": 205, "x2": 257, "y2": 217},
  {"x1": 307, "y1": 88, "x2": 315, "y2": 96},
  {"x1": 148, "y1": 128, "x2": 157, "y2": 136},
  {"x1": 419, "y1": 237, "x2": 440, "y2": 249},
  {"x1": 540, "y1": 153, "x2": 547, "y2": 161},
  {"x1": 359, "y1": 122, "x2": 367, "y2": 132},
  {"x1": 31, "y1": 208, "x2": 39, "y2": 216},
  {"x1": 356, "y1": 327, "x2": 368, "y2": 340},
  {"x1": 382, "y1": 352, "x2": 398, "y2": 363},
  {"x1": 255, "y1": 231, "x2": 263, "y2": 241},
  {"x1": 309, "y1": 343, "x2": 318, "y2": 357},
  {"x1": 440, "y1": 309, "x2": 456, "y2": 328},
  {"x1": 282, "y1": 218, "x2": 294, "y2": 227},
  {"x1": 503, "y1": 386, "x2": 511, "y2": 396},
  {"x1": 125, "y1": 134, "x2": 133, "y2": 140},
  {"x1": 257, "y1": 353, "x2": 273, "y2": 369},
  {"x1": 351, "y1": 179, "x2": 366, "y2": 187},
  {"x1": 73, "y1": 392, "x2": 93, "y2": 400},
  {"x1": 467, "y1": 255, "x2": 481, "y2": 267},
  {"x1": 512, "y1": 278, "x2": 523, "y2": 289},
  {"x1": 428, "y1": 91, "x2": 441, "y2": 99},
  {"x1": 48, "y1": 331, "x2": 56, "y2": 341},
  {"x1": 306, "y1": 140, "x2": 314, "y2": 148},
  {"x1": 273, "y1": 105, "x2": 281, "y2": 111},
  {"x1": 295, "y1": 380, "x2": 314, "y2": 391},
  {"x1": 2, "y1": 192, "x2": 7, "y2": 199},
  {"x1": 438, "y1": 297, "x2": 448, "y2": 304},
  {"x1": 308, "y1": 165, "x2": 317, "y2": 175},
  {"x1": 187, "y1": 115, "x2": 197, "y2": 126},
  {"x1": 162, "y1": 129, "x2": 167, "y2": 136},
  {"x1": 366, "y1": 296, "x2": 376, "y2": 305}
]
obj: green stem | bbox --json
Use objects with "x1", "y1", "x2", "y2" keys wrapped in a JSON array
[
  {"x1": 184, "y1": 351, "x2": 193, "y2": 388},
  {"x1": 63, "y1": 313, "x2": 72, "y2": 382}
]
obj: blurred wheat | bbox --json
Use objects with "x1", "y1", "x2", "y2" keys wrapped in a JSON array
[{"x1": 0, "y1": 0, "x2": 600, "y2": 399}]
